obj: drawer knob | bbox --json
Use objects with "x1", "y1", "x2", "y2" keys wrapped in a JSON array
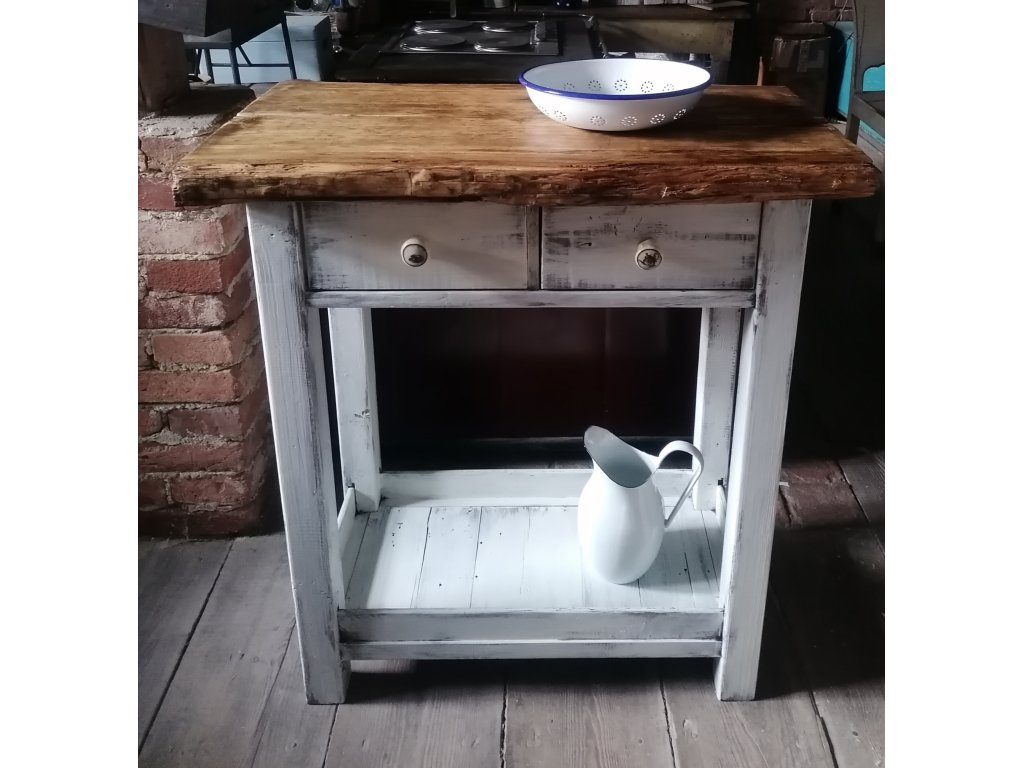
[
  {"x1": 401, "y1": 238, "x2": 428, "y2": 267},
  {"x1": 635, "y1": 240, "x2": 662, "y2": 270}
]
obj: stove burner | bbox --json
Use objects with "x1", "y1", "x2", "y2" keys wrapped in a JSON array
[
  {"x1": 412, "y1": 19, "x2": 474, "y2": 34},
  {"x1": 400, "y1": 33, "x2": 467, "y2": 52},
  {"x1": 473, "y1": 35, "x2": 531, "y2": 52},
  {"x1": 482, "y1": 20, "x2": 534, "y2": 33}
]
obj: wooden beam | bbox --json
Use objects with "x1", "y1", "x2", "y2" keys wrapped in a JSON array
[
  {"x1": 714, "y1": 199, "x2": 812, "y2": 700},
  {"x1": 307, "y1": 289, "x2": 755, "y2": 309},
  {"x1": 139, "y1": 23, "x2": 189, "y2": 113},
  {"x1": 248, "y1": 202, "x2": 348, "y2": 704}
]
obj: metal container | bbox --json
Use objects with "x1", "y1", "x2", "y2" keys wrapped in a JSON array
[{"x1": 139, "y1": 0, "x2": 289, "y2": 36}]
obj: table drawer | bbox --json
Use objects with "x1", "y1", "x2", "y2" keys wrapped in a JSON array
[
  {"x1": 541, "y1": 203, "x2": 760, "y2": 290},
  {"x1": 303, "y1": 202, "x2": 532, "y2": 290}
]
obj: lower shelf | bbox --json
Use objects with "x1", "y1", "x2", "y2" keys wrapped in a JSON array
[
  {"x1": 338, "y1": 502, "x2": 724, "y2": 657},
  {"x1": 345, "y1": 639, "x2": 722, "y2": 660}
]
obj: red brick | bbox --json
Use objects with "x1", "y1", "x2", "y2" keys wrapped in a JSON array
[
  {"x1": 758, "y1": 0, "x2": 827, "y2": 20},
  {"x1": 151, "y1": 299, "x2": 259, "y2": 366},
  {"x1": 185, "y1": 489, "x2": 267, "y2": 536},
  {"x1": 138, "y1": 488, "x2": 269, "y2": 538},
  {"x1": 809, "y1": 8, "x2": 852, "y2": 22},
  {"x1": 139, "y1": 335, "x2": 152, "y2": 369},
  {"x1": 169, "y1": 472, "x2": 262, "y2": 506},
  {"x1": 138, "y1": 135, "x2": 204, "y2": 174},
  {"x1": 138, "y1": 174, "x2": 176, "y2": 210},
  {"x1": 139, "y1": 507, "x2": 189, "y2": 538},
  {"x1": 138, "y1": 206, "x2": 246, "y2": 255},
  {"x1": 139, "y1": 346, "x2": 264, "y2": 404},
  {"x1": 143, "y1": 506, "x2": 263, "y2": 538},
  {"x1": 145, "y1": 236, "x2": 251, "y2": 293},
  {"x1": 168, "y1": 453, "x2": 268, "y2": 505},
  {"x1": 138, "y1": 489, "x2": 268, "y2": 537},
  {"x1": 139, "y1": 476, "x2": 169, "y2": 508},
  {"x1": 140, "y1": 368, "x2": 236, "y2": 403},
  {"x1": 138, "y1": 422, "x2": 264, "y2": 472},
  {"x1": 139, "y1": 408, "x2": 164, "y2": 436},
  {"x1": 167, "y1": 380, "x2": 268, "y2": 438},
  {"x1": 139, "y1": 275, "x2": 251, "y2": 329},
  {"x1": 139, "y1": 440, "x2": 244, "y2": 473}
]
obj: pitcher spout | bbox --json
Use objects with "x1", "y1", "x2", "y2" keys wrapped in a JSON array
[{"x1": 583, "y1": 426, "x2": 655, "y2": 489}]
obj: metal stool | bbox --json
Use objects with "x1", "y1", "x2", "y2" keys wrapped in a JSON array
[{"x1": 185, "y1": 9, "x2": 297, "y2": 85}]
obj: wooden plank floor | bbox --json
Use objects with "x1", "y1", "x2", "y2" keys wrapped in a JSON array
[{"x1": 138, "y1": 477, "x2": 884, "y2": 768}]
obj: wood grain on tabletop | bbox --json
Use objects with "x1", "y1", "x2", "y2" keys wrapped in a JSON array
[{"x1": 173, "y1": 81, "x2": 879, "y2": 206}]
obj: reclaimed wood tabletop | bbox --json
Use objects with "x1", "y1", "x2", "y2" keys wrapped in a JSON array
[{"x1": 173, "y1": 81, "x2": 878, "y2": 207}]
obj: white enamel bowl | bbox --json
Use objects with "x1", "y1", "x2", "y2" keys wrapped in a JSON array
[{"x1": 519, "y1": 58, "x2": 712, "y2": 132}]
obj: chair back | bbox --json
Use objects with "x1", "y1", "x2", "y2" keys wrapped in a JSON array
[{"x1": 853, "y1": 0, "x2": 885, "y2": 90}]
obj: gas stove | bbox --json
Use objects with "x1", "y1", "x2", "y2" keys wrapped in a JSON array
[
  {"x1": 336, "y1": 14, "x2": 603, "y2": 84},
  {"x1": 383, "y1": 18, "x2": 560, "y2": 56}
]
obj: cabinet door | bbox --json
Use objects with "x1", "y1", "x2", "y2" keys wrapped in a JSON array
[
  {"x1": 303, "y1": 201, "x2": 532, "y2": 290},
  {"x1": 541, "y1": 203, "x2": 759, "y2": 290}
]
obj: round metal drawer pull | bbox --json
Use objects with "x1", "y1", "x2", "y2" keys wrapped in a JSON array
[
  {"x1": 401, "y1": 238, "x2": 428, "y2": 267},
  {"x1": 635, "y1": 239, "x2": 662, "y2": 270}
]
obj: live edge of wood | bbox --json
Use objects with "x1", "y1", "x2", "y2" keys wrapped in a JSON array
[{"x1": 173, "y1": 81, "x2": 879, "y2": 207}]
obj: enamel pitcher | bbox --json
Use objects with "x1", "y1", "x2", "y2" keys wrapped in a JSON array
[{"x1": 578, "y1": 426, "x2": 705, "y2": 584}]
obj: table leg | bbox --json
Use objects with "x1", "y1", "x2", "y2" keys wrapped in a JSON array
[
  {"x1": 328, "y1": 308, "x2": 382, "y2": 513},
  {"x1": 248, "y1": 202, "x2": 349, "y2": 704},
  {"x1": 714, "y1": 200, "x2": 812, "y2": 701},
  {"x1": 693, "y1": 307, "x2": 742, "y2": 515}
]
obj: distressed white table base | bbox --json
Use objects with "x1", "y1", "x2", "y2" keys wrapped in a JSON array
[{"x1": 248, "y1": 199, "x2": 812, "y2": 703}]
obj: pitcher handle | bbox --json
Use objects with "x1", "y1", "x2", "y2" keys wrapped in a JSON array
[{"x1": 657, "y1": 441, "x2": 705, "y2": 529}]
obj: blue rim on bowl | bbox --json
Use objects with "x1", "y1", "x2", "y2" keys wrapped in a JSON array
[{"x1": 518, "y1": 63, "x2": 712, "y2": 101}]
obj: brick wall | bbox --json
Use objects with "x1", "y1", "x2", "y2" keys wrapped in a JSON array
[
  {"x1": 138, "y1": 85, "x2": 274, "y2": 537},
  {"x1": 757, "y1": 0, "x2": 854, "y2": 23}
]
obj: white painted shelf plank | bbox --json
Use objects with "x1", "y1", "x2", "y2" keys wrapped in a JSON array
[
  {"x1": 346, "y1": 506, "x2": 430, "y2": 609},
  {"x1": 701, "y1": 508, "x2": 725, "y2": 589},
  {"x1": 472, "y1": 506, "x2": 532, "y2": 609},
  {"x1": 582, "y1": 561, "x2": 643, "y2": 609},
  {"x1": 638, "y1": 504, "x2": 702, "y2": 611},
  {"x1": 521, "y1": 506, "x2": 585, "y2": 609},
  {"x1": 345, "y1": 504, "x2": 721, "y2": 614},
  {"x1": 413, "y1": 507, "x2": 482, "y2": 609},
  {"x1": 684, "y1": 512, "x2": 721, "y2": 611},
  {"x1": 340, "y1": 508, "x2": 368, "y2": 602}
]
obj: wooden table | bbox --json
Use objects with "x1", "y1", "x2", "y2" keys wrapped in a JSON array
[{"x1": 175, "y1": 81, "x2": 876, "y2": 705}]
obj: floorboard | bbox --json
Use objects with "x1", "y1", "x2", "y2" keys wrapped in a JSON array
[
  {"x1": 323, "y1": 659, "x2": 504, "y2": 768},
  {"x1": 838, "y1": 451, "x2": 885, "y2": 544},
  {"x1": 139, "y1": 535, "x2": 296, "y2": 768},
  {"x1": 249, "y1": 629, "x2": 338, "y2": 768},
  {"x1": 771, "y1": 528, "x2": 885, "y2": 768},
  {"x1": 661, "y1": 602, "x2": 835, "y2": 768},
  {"x1": 138, "y1": 538, "x2": 231, "y2": 748},
  {"x1": 503, "y1": 658, "x2": 676, "y2": 768},
  {"x1": 139, "y1": 434, "x2": 883, "y2": 768},
  {"x1": 779, "y1": 458, "x2": 866, "y2": 530}
]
